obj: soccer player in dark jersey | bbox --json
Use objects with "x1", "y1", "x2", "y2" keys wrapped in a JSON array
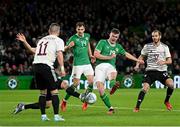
[{"x1": 133, "y1": 30, "x2": 174, "y2": 112}]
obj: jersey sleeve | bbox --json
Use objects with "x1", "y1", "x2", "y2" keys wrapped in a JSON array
[
  {"x1": 87, "y1": 33, "x2": 90, "y2": 42},
  {"x1": 95, "y1": 40, "x2": 104, "y2": 52},
  {"x1": 56, "y1": 38, "x2": 64, "y2": 52},
  {"x1": 118, "y1": 44, "x2": 126, "y2": 55},
  {"x1": 165, "y1": 46, "x2": 171, "y2": 58},
  {"x1": 66, "y1": 36, "x2": 74, "y2": 46},
  {"x1": 141, "y1": 44, "x2": 148, "y2": 56}
]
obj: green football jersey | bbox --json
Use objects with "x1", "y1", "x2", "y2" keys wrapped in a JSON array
[
  {"x1": 66, "y1": 33, "x2": 90, "y2": 66},
  {"x1": 95, "y1": 39, "x2": 126, "y2": 67}
]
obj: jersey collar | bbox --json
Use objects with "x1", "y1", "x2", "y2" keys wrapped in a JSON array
[
  {"x1": 107, "y1": 39, "x2": 116, "y2": 47},
  {"x1": 76, "y1": 33, "x2": 84, "y2": 38}
]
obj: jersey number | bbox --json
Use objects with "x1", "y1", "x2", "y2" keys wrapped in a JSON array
[{"x1": 37, "y1": 41, "x2": 48, "y2": 55}]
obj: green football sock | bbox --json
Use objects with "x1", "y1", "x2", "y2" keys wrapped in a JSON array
[
  {"x1": 86, "y1": 84, "x2": 93, "y2": 93},
  {"x1": 109, "y1": 79, "x2": 116, "y2": 88},
  {"x1": 64, "y1": 93, "x2": 71, "y2": 101},
  {"x1": 100, "y1": 93, "x2": 111, "y2": 108}
]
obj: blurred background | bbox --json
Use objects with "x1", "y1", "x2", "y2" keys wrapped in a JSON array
[{"x1": 0, "y1": 0, "x2": 179, "y2": 76}]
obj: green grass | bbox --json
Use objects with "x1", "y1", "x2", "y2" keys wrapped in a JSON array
[{"x1": 0, "y1": 89, "x2": 180, "y2": 126}]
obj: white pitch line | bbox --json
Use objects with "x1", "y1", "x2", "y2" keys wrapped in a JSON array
[
  {"x1": 68, "y1": 104, "x2": 180, "y2": 112},
  {"x1": 3, "y1": 102, "x2": 180, "y2": 112}
]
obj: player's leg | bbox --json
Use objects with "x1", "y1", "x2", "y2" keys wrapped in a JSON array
[
  {"x1": 50, "y1": 89, "x2": 64, "y2": 121},
  {"x1": 33, "y1": 64, "x2": 50, "y2": 121},
  {"x1": 134, "y1": 71, "x2": 155, "y2": 112},
  {"x1": 82, "y1": 65, "x2": 94, "y2": 111},
  {"x1": 64, "y1": 78, "x2": 80, "y2": 100},
  {"x1": 104, "y1": 64, "x2": 120, "y2": 95},
  {"x1": 96, "y1": 81, "x2": 114, "y2": 114},
  {"x1": 84, "y1": 64, "x2": 94, "y2": 95},
  {"x1": 164, "y1": 78, "x2": 174, "y2": 110},
  {"x1": 13, "y1": 90, "x2": 52, "y2": 115},
  {"x1": 85, "y1": 75, "x2": 94, "y2": 93},
  {"x1": 134, "y1": 83, "x2": 150, "y2": 112},
  {"x1": 81, "y1": 75, "x2": 94, "y2": 111},
  {"x1": 13, "y1": 102, "x2": 39, "y2": 114},
  {"x1": 158, "y1": 71, "x2": 174, "y2": 110},
  {"x1": 60, "y1": 80, "x2": 81, "y2": 112},
  {"x1": 37, "y1": 79, "x2": 49, "y2": 120},
  {"x1": 44, "y1": 65, "x2": 64, "y2": 121},
  {"x1": 108, "y1": 72, "x2": 120, "y2": 95},
  {"x1": 39, "y1": 89, "x2": 49, "y2": 121},
  {"x1": 64, "y1": 66, "x2": 82, "y2": 101},
  {"x1": 61, "y1": 78, "x2": 81, "y2": 112},
  {"x1": 95, "y1": 64, "x2": 114, "y2": 114}
]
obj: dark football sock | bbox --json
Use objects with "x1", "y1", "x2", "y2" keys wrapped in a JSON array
[
  {"x1": 25, "y1": 102, "x2": 39, "y2": 109},
  {"x1": 51, "y1": 93, "x2": 59, "y2": 114},
  {"x1": 135, "y1": 90, "x2": 146, "y2": 108},
  {"x1": 66, "y1": 85, "x2": 80, "y2": 98},
  {"x1": 39, "y1": 94, "x2": 46, "y2": 115},
  {"x1": 64, "y1": 94, "x2": 71, "y2": 101},
  {"x1": 164, "y1": 87, "x2": 174, "y2": 103}
]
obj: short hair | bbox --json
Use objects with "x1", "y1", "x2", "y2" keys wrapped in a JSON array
[
  {"x1": 152, "y1": 30, "x2": 162, "y2": 36},
  {"x1": 49, "y1": 23, "x2": 60, "y2": 33},
  {"x1": 76, "y1": 22, "x2": 85, "y2": 28},
  {"x1": 111, "y1": 28, "x2": 120, "y2": 34}
]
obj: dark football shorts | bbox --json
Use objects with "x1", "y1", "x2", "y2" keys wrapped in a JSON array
[
  {"x1": 142, "y1": 70, "x2": 170, "y2": 86},
  {"x1": 46, "y1": 79, "x2": 63, "y2": 101},
  {"x1": 33, "y1": 64, "x2": 58, "y2": 91}
]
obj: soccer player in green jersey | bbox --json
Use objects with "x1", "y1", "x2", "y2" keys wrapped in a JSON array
[
  {"x1": 94, "y1": 28, "x2": 144, "y2": 114},
  {"x1": 61, "y1": 22, "x2": 95, "y2": 111}
]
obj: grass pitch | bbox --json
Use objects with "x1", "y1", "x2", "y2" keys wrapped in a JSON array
[{"x1": 0, "y1": 89, "x2": 180, "y2": 126}]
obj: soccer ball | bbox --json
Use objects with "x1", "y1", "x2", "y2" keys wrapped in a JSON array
[{"x1": 85, "y1": 92, "x2": 97, "y2": 104}]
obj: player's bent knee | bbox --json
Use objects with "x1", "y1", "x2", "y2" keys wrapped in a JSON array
[
  {"x1": 165, "y1": 78, "x2": 174, "y2": 89},
  {"x1": 142, "y1": 83, "x2": 150, "y2": 93},
  {"x1": 61, "y1": 81, "x2": 68, "y2": 89},
  {"x1": 51, "y1": 89, "x2": 58, "y2": 94}
]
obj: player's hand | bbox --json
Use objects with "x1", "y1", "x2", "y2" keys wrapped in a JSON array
[
  {"x1": 69, "y1": 41, "x2": 75, "y2": 48},
  {"x1": 134, "y1": 64, "x2": 140, "y2": 71},
  {"x1": 16, "y1": 33, "x2": 26, "y2": 43},
  {"x1": 111, "y1": 53, "x2": 116, "y2": 58},
  {"x1": 137, "y1": 59, "x2": 144, "y2": 64},
  {"x1": 90, "y1": 55, "x2": 96, "y2": 63},
  {"x1": 157, "y1": 60, "x2": 165, "y2": 65},
  {"x1": 60, "y1": 70, "x2": 66, "y2": 77}
]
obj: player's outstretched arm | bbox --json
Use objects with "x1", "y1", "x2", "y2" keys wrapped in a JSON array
[
  {"x1": 134, "y1": 55, "x2": 144, "y2": 71},
  {"x1": 125, "y1": 52, "x2": 144, "y2": 64},
  {"x1": 16, "y1": 33, "x2": 36, "y2": 54},
  {"x1": 64, "y1": 41, "x2": 75, "y2": 51}
]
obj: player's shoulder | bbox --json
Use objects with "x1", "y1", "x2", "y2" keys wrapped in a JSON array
[
  {"x1": 160, "y1": 42, "x2": 169, "y2": 48},
  {"x1": 84, "y1": 33, "x2": 90, "y2": 37},
  {"x1": 143, "y1": 42, "x2": 153, "y2": 47},
  {"x1": 116, "y1": 42, "x2": 123, "y2": 47},
  {"x1": 69, "y1": 34, "x2": 76, "y2": 40},
  {"x1": 99, "y1": 39, "x2": 106, "y2": 43}
]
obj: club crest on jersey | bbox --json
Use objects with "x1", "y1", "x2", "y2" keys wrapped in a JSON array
[
  {"x1": 115, "y1": 48, "x2": 119, "y2": 52},
  {"x1": 85, "y1": 37, "x2": 89, "y2": 41}
]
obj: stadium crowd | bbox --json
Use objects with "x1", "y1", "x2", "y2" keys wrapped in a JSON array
[{"x1": 0, "y1": 0, "x2": 179, "y2": 75}]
